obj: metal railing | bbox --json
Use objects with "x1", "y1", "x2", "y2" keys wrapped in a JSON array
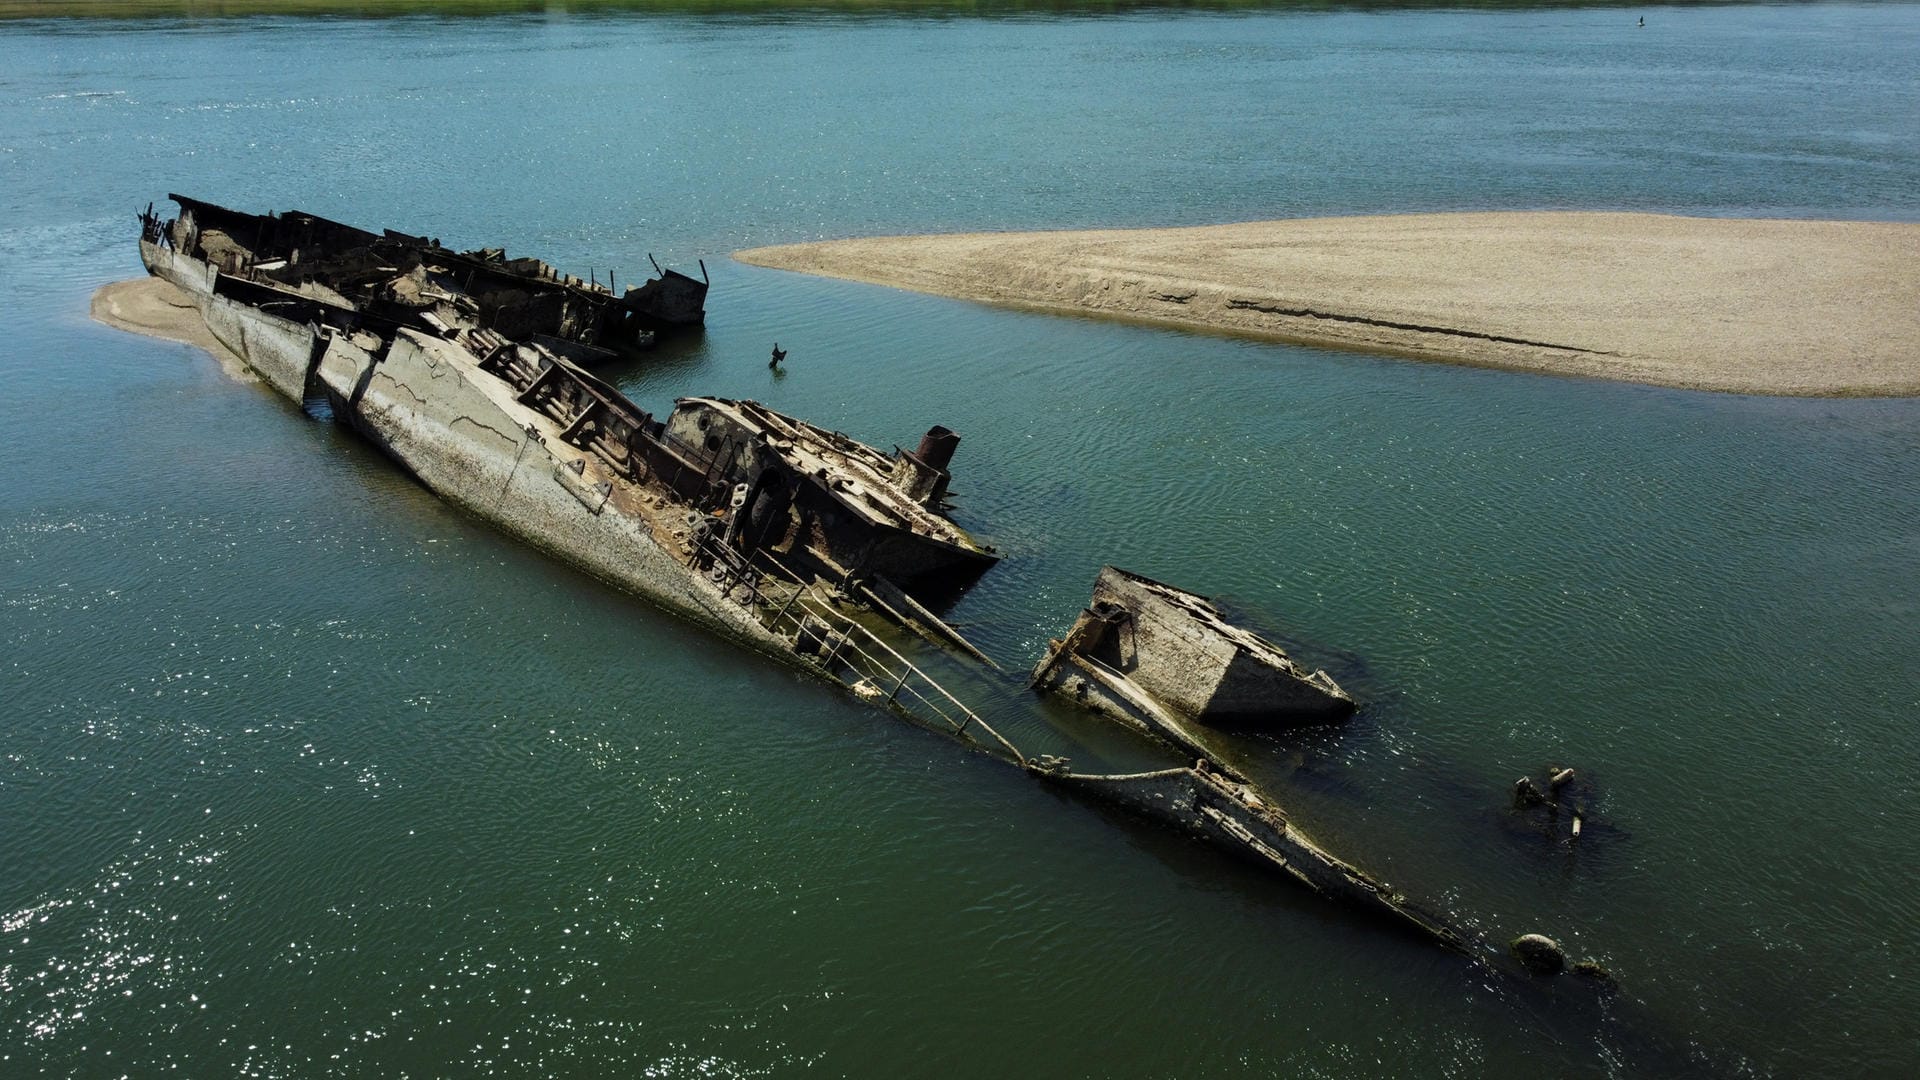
[{"x1": 689, "y1": 531, "x2": 1026, "y2": 765}]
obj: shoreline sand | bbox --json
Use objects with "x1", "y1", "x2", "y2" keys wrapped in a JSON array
[
  {"x1": 91, "y1": 276, "x2": 255, "y2": 382},
  {"x1": 736, "y1": 212, "x2": 1920, "y2": 397}
]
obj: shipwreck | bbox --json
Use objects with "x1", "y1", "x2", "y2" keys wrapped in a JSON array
[{"x1": 127, "y1": 195, "x2": 1592, "y2": 985}]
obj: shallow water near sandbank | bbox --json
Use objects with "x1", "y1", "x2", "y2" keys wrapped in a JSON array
[{"x1": 4, "y1": 4, "x2": 1919, "y2": 1077}]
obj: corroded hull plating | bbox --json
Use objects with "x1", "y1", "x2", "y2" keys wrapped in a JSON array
[
  {"x1": 1043, "y1": 766, "x2": 1462, "y2": 947},
  {"x1": 140, "y1": 237, "x2": 211, "y2": 298},
  {"x1": 320, "y1": 330, "x2": 788, "y2": 653},
  {"x1": 1032, "y1": 566, "x2": 1356, "y2": 770},
  {"x1": 143, "y1": 195, "x2": 701, "y2": 359},
  {"x1": 139, "y1": 238, "x2": 796, "y2": 658}
]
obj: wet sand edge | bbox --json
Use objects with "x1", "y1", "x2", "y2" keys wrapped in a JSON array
[{"x1": 737, "y1": 212, "x2": 1920, "y2": 397}]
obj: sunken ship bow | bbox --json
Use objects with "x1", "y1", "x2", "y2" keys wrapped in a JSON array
[{"x1": 138, "y1": 194, "x2": 705, "y2": 367}]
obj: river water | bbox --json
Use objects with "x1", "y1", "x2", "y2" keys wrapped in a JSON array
[{"x1": 3, "y1": 4, "x2": 1918, "y2": 1076}]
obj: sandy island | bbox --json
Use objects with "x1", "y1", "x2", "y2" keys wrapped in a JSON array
[
  {"x1": 737, "y1": 212, "x2": 1920, "y2": 396},
  {"x1": 90, "y1": 276, "x2": 255, "y2": 381}
]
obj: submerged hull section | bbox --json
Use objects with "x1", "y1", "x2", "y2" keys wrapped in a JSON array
[
  {"x1": 1033, "y1": 566, "x2": 1356, "y2": 763},
  {"x1": 315, "y1": 329, "x2": 784, "y2": 651},
  {"x1": 1042, "y1": 764, "x2": 1464, "y2": 947}
]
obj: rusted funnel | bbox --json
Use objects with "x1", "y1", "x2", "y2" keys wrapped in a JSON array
[{"x1": 916, "y1": 426, "x2": 960, "y2": 471}]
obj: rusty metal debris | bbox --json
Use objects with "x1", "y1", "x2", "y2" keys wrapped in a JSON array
[{"x1": 1510, "y1": 763, "x2": 1603, "y2": 848}]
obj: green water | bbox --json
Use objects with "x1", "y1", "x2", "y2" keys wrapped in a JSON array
[{"x1": 4, "y1": 4, "x2": 1918, "y2": 1076}]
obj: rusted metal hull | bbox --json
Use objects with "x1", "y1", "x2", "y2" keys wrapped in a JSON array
[
  {"x1": 1033, "y1": 567, "x2": 1355, "y2": 763},
  {"x1": 139, "y1": 196, "x2": 701, "y2": 363},
  {"x1": 623, "y1": 265, "x2": 708, "y2": 329}
]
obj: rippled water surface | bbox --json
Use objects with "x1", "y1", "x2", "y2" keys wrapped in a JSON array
[{"x1": 3, "y1": 4, "x2": 1918, "y2": 1077}]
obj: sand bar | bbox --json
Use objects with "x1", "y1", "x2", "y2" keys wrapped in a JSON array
[
  {"x1": 737, "y1": 212, "x2": 1920, "y2": 396},
  {"x1": 91, "y1": 276, "x2": 254, "y2": 381}
]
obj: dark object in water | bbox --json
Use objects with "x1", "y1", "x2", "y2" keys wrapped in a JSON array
[
  {"x1": 1572, "y1": 959, "x2": 1617, "y2": 987},
  {"x1": 1511, "y1": 933, "x2": 1567, "y2": 976},
  {"x1": 1508, "y1": 762, "x2": 1601, "y2": 846}
]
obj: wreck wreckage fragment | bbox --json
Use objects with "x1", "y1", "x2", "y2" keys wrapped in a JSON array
[
  {"x1": 1032, "y1": 567, "x2": 1356, "y2": 772},
  {"x1": 1025, "y1": 569, "x2": 1459, "y2": 943},
  {"x1": 129, "y1": 196, "x2": 1583, "y2": 982}
]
